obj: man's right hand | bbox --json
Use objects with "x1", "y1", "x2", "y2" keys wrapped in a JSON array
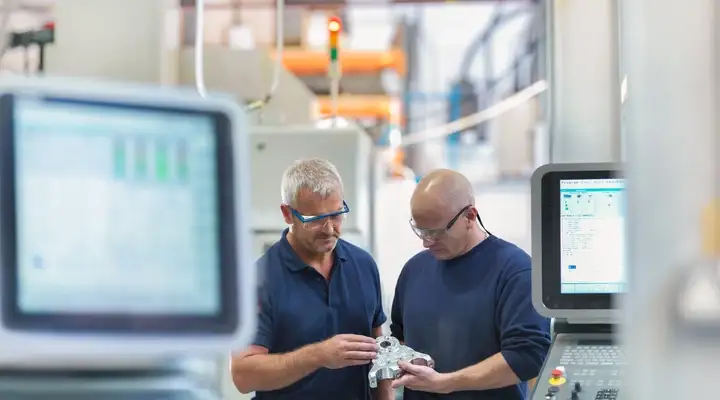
[{"x1": 315, "y1": 334, "x2": 379, "y2": 369}]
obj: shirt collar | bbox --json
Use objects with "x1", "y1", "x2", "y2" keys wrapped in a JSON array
[{"x1": 279, "y1": 228, "x2": 347, "y2": 272}]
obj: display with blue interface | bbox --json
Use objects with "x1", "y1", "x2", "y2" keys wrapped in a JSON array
[
  {"x1": 560, "y1": 178, "x2": 627, "y2": 294},
  {"x1": 13, "y1": 97, "x2": 221, "y2": 316}
]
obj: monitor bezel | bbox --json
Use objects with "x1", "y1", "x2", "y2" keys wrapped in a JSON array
[
  {"x1": 531, "y1": 163, "x2": 624, "y2": 321},
  {"x1": 0, "y1": 93, "x2": 239, "y2": 334}
]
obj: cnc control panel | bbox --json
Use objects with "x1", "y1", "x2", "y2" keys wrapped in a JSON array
[{"x1": 532, "y1": 335, "x2": 624, "y2": 400}]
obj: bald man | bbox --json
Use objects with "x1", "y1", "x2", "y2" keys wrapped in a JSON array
[{"x1": 389, "y1": 169, "x2": 550, "y2": 400}]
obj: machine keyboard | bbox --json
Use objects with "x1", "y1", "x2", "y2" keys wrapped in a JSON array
[{"x1": 560, "y1": 345, "x2": 625, "y2": 366}]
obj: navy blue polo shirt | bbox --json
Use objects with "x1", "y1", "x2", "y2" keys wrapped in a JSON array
[{"x1": 253, "y1": 229, "x2": 387, "y2": 400}]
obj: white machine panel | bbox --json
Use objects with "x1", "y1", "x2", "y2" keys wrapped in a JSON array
[{"x1": 250, "y1": 125, "x2": 373, "y2": 235}]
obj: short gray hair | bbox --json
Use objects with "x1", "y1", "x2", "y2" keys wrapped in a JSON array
[{"x1": 281, "y1": 158, "x2": 344, "y2": 205}]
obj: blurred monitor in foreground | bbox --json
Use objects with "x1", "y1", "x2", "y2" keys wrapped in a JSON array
[{"x1": 0, "y1": 77, "x2": 255, "y2": 362}]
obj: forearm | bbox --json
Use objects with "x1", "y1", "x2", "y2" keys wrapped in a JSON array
[
  {"x1": 372, "y1": 325, "x2": 385, "y2": 338},
  {"x1": 232, "y1": 344, "x2": 322, "y2": 393},
  {"x1": 444, "y1": 353, "x2": 520, "y2": 392},
  {"x1": 373, "y1": 380, "x2": 395, "y2": 400}
]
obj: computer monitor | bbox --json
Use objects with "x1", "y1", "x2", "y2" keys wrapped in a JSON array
[
  {"x1": 531, "y1": 163, "x2": 625, "y2": 323},
  {"x1": 0, "y1": 77, "x2": 255, "y2": 360}
]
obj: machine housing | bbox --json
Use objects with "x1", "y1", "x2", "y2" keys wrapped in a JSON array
[
  {"x1": 249, "y1": 124, "x2": 375, "y2": 256},
  {"x1": 530, "y1": 163, "x2": 626, "y2": 400}
]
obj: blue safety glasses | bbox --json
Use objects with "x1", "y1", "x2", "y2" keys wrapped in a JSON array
[{"x1": 290, "y1": 201, "x2": 350, "y2": 231}]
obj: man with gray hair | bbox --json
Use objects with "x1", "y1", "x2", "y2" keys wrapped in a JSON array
[{"x1": 231, "y1": 158, "x2": 393, "y2": 400}]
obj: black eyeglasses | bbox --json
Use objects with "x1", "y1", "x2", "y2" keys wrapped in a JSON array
[{"x1": 409, "y1": 205, "x2": 491, "y2": 240}]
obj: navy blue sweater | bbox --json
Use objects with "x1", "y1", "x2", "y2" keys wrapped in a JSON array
[{"x1": 390, "y1": 235, "x2": 551, "y2": 400}]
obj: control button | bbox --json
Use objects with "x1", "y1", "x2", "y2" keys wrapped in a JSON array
[
  {"x1": 571, "y1": 391, "x2": 579, "y2": 400},
  {"x1": 574, "y1": 381, "x2": 582, "y2": 392},
  {"x1": 548, "y1": 387, "x2": 560, "y2": 394},
  {"x1": 548, "y1": 368, "x2": 567, "y2": 387}
]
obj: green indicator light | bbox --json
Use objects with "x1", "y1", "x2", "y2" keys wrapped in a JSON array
[
  {"x1": 155, "y1": 142, "x2": 169, "y2": 182},
  {"x1": 330, "y1": 48, "x2": 339, "y2": 62},
  {"x1": 134, "y1": 139, "x2": 148, "y2": 179},
  {"x1": 113, "y1": 139, "x2": 126, "y2": 179}
]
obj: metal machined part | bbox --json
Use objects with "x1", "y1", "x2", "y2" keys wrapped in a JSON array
[{"x1": 368, "y1": 336, "x2": 434, "y2": 388}]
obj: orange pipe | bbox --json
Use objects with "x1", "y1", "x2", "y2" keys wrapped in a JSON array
[
  {"x1": 316, "y1": 95, "x2": 402, "y2": 119},
  {"x1": 272, "y1": 47, "x2": 406, "y2": 76}
]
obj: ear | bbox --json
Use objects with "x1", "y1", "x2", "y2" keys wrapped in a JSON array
[
  {"x1": 280, "y1": 205, "x2": 294, "y2": 225},
  {"x1": 465, "y1": 207, "x2": 478, "y2": 225}
]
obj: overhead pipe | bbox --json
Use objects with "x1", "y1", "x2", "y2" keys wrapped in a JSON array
[{"x1": 180, "y1": 0, "x2": 515, "y2": 9}]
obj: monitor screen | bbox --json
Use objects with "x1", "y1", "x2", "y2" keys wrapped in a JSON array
[
  {"x1": 559, "y1": 178, "x2": 627, "y2": 294},
  {"x1": 0, "y1": 94, "x2": 239, "y2": 333}
]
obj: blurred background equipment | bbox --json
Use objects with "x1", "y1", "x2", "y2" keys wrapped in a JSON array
[
  {"x1": 0, "y1": 2, "x2": 550, "y2": 399},
  {"x1": 0, "y1": 76, "x2": 255, "y2": 399},
  {"x1": 0, "y1": 0, "x2": 646, "y2": 399}
]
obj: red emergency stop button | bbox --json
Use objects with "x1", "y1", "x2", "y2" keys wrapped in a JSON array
[{"x1": 551, "y1": 369, "x2": 563, "y2": 378}]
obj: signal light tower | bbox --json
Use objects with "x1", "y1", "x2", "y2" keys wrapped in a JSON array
[
  {"x1": 327, "y1": 16, "x2": 342, "y2": 125},
  {"x1": 327, "y1": 16, "x2": 341, "y2": 74}
]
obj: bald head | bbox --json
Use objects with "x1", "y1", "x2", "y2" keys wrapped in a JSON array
[
  {"x1": 409, "y1": 170, "x2": 482, "y2": 259},
  {"x1": 411, "y1": 169, "x2": 475, "y2": 214}
]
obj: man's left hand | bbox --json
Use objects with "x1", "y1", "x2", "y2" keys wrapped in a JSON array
[{"x1": 390, "y1": 362, "x2": 452, "y2": 394}]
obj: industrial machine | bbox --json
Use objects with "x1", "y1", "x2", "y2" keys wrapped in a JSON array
[
  {"x1": 250, "y1": 124, "x2": 375, "y2": 257},
  {"x1": 0, "y1": 76, "x2": 255, "y2": 399},
  {"x1": 530, "y1": 163, "x2": 625, "y2": 400}
]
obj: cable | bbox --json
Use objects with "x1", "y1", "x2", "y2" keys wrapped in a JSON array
[
  {"x1": 457, "y1": 4, "x2": 505, "y2": 79},
  {"x1": 416, "y1": 1, "x2": 538, "y2": 142},
  {"x1": 194, "y1": 0, "x2": 207, "y2": 97},
  {"x1": 194, "y1": 0, "x2": 285, "y2": 102},
  {"x1": 412, "y1": 2, "x2": 541, "y2": 154},
  {"x1": 244, "y1": 0, "x2": 284, "y2": 112},
  {"x1": 457, "y1": 2, "x2": 534, "y2": 79},
  {"x1": 38, "y1": 42, "x2": 45, "y2": 73},
  {"x1": 22, "y1": 45, "x2": 28, "y2": 74},
  {"x1": 398, "y1": 80, "x2": 547, "y2": 147},
  {"x1": 403, "y1": 40, "x2": 539, "y2": 125}
]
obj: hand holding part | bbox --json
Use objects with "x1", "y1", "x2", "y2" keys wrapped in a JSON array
[
  {"x1": 391, "y1": 361, "x2": 451, "y2": 394},
  {"x1": 316, "y1": 334, "x2": 378, "y2": 369},
  {"x1": 368, "y1": 336, "x2": 434, "y2": 388}
]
